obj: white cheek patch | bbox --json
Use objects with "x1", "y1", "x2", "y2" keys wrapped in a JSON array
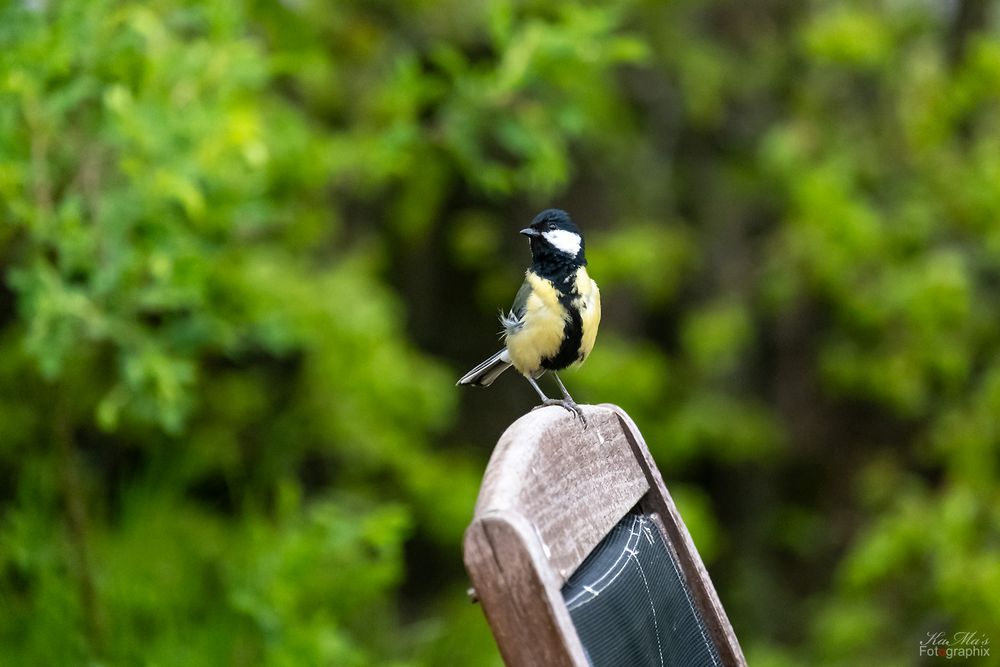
[{"x1": 542, "y1": 229, "x2": 582, "y2": 256}]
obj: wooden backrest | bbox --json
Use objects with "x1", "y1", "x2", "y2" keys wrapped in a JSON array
[{"x1": 463, "y1": 403, "x2": 746, "y2": 667}]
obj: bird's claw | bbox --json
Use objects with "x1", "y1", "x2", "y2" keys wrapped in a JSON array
[{"x1": 536, "y1": 398, "x2": 588, "y2": 427}]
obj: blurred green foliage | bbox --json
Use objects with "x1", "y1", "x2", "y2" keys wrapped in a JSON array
[{"x1": 1, "y1": 0, "x2": 999, "y2": 665}]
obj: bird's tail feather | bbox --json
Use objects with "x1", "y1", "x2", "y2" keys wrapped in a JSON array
[{"x1": 457, "y1": 349, "x2": 513, "y2": 387}]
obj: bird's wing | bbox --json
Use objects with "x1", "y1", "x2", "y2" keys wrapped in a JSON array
[
  {"x1": 510, "y1": 276, "x2": 532, "y2": 319},
  {"x1": 499, "y1": 275, "x2": 532, "y2": 333}
]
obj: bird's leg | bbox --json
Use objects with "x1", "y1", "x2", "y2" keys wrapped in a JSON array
[
  {"x1": 526, "y1": 374, "x2": 586, "y2": 426},
  {"x1": 552, "y1": 372, "x2": 574, "y2": 402},
  {"x1": 525, "y1": 375, "x2": 551, "y2": 402},
  {"x1": 552, "y1": 372, "x2": 587, "y2": 426}
]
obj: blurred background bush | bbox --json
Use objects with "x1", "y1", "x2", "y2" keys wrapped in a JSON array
[{"x1": 1, "y1": 0, "x2": 999, "y2": 664}]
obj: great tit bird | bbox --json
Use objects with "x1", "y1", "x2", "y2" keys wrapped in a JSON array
[{"x1": 457, "y1": 209, "x2": 601, "y2": 422}]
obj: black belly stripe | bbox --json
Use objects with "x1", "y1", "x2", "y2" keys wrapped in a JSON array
[{"x1": 541, "y1": 298, "x2": 583, "y2": 371}]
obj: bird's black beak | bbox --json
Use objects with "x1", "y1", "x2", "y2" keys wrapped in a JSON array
[{"x1": 520, "y1": 227, "x2": 540, "y2": 238}]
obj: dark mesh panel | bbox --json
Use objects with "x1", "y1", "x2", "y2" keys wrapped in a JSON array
[{"x1": 561, "y1": 511, "x2": 722, "y2": 667}]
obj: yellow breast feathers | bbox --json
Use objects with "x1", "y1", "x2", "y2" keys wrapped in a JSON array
[
  {"x1": 505, "y1": 272, "x2": 566, "y2": 375},
  {"x1": 505, "y1": 267, "x2": 601, "y2": 376},
  {"x1": 574, "y1": 266, "x2": 601, "y2": 364}
]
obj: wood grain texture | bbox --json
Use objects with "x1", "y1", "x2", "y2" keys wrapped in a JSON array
[
  {"x1": 464, "y1": 403, "x2": 747, "y2": 667},
  {"x1": 473, "y1": 404, "x2": 649, "y2": 582},
  {"x1": 464, "y1": 512, "x2": 589, "y2": 667},
  {"x1": 607, "y1": 405, "x2": 748, "y2": 667}
]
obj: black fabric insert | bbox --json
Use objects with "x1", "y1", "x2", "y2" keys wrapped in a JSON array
[{"x1": 561, "y1": 510, "x2": 722, "y2": 667}]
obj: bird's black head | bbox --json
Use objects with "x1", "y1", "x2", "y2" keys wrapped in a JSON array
[{"x1": 519, "y1": 209, "x2": 586, "y2": 271}]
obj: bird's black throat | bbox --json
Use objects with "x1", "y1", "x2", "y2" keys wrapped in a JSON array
[{"x1": 529, "y1": 245, "x2": 586, "y2": 283}]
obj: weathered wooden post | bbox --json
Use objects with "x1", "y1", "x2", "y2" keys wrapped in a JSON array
[{"x1": 463, "y1": 404, "x2": 746, "y2": 667}]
